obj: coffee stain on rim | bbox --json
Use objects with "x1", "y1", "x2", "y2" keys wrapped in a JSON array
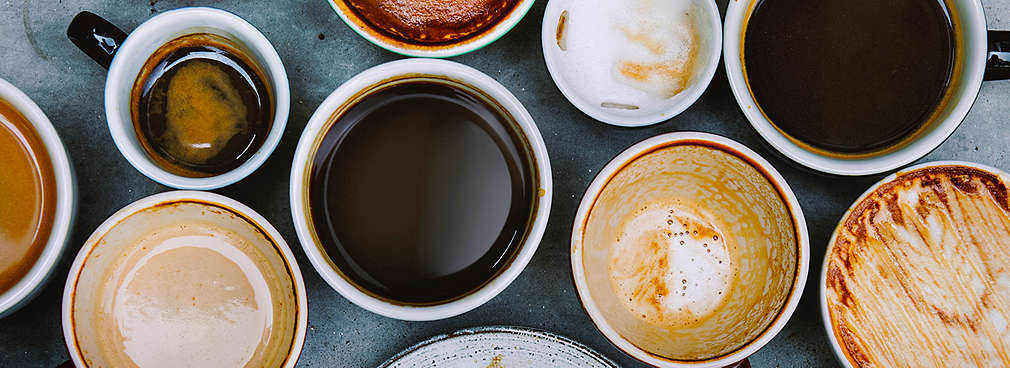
[
  {"x1": 573, "y1": 137, "x2": 803, "y2": 364},
  {"x1": 737, "y1": 0, "x2": 965, "y2": 160},
  {"x1": 68, "y1": 198, "x2": 303, "y2": 367},
  {"x1": 299, "y1": 73, "x2": 543, "y2": 308}
]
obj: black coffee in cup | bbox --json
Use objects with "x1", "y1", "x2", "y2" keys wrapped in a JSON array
[
  {"x1": 744, "y1": 0, "x2": 956, "y2": 155},
  {"x1": 308, "y1": 79, "x2": 536, "y2": 304}
]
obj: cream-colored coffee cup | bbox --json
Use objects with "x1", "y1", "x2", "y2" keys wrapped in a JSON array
[
  {"x1": 62, "y1": 191, "x2": 306, "y2": 368},
  {"x1": 571, "y1": 132, "x2": 808, "y2": 367}
]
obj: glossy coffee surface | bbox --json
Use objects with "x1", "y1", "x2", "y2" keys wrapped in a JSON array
[
  {"x1": 342, "y1": 0, "x2": 519, "y2": 45},
  {"x1": 132, "y1": 33, "x2": 272, "y2": 178},
  {"x1": 744, "y1": 0, "x2": 955, "y2": 154},
  {"x1": 309, "y1": 80, "x2": 535, "y2": 304},
  {"x1": 581, "y1": 143, "x2": 796, "y2": 360},
  {"x1": 0, "y1": 98, "x2": 55, "y2": 295},
  {"x1": 826, "y1": 166, "x2": 1010, "y2": 367}
]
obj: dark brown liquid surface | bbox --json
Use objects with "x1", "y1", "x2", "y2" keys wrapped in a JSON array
[
  {"x1": 132, "y1": 34, "x2": 272, "y2": 177},
  {"x1": 744, "y1": 0, "x2": 955, "y2": 154},
  {"x1": 344, "y1": 0, "x2": 519, "y2": 45},
  {"x1": 309, "y1": 80, "x2": 535, "y2": 304}
]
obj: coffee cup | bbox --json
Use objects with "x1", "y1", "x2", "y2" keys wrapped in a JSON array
[
  {"x1": 724, "y1": 0, "x2": 1010, "y2": 176},
  {"x1": 571, "y1": 132, "x2": 808, "y2": 367},
  {"x1": 0, "y1": 78, "x2": 76, "y2": 319},
  {"x1": 290, "y1": 58, "x2": 552, "y2": 321},
  {"x1": 67, "y1": 8, "x2": 289, "y2": 189},
  {"x1": 327, "y1": 0, "x2": 535, "y2": 57},
  {"x1": 541, "y1": 0, "x2": 722, "y2": 126},
  {"x1": 62, "y1": 191, "x2": 307, "y2": 367},
  {"x1": 821, "y1": 161, "x2": 1010, "y2": 367}
]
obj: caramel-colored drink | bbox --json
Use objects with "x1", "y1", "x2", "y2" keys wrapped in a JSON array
[
  {"x1": 0, "y1": 98, "x2": 55, "y2": 295},
  {"x1": 342, "y1": 0, "x2": 520, "y2": 45},
  {"x1": 826, "y1": 165, "x2": 1010, "y2": 367}
]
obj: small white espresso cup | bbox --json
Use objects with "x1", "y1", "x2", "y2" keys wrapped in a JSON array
[
  {"x1": 723, "y1": 0, "x2": 995, "y2": 176},
  {"x1": 0, "y1": 79, "x2": 77, "y2": 318},
  {"x1": 290, "y1": 58, "x2": 553, "y2": 321},
  {"x1": 67, "y1": 8, "x2": 289, "y2": 189}
]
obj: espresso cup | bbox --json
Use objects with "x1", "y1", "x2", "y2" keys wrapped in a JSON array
[
  {"x1": 541, "y1": 0, "x2": 722, "y2": 126},
  {"x1": 571, "y1": 132, "x2": 808, "y2": 367},
  {"x1": 63, "y1": 191, "x2": 307, "y2": 367},
  {"x1": 724, "y1": 0, "x2": 1010, "y2": 176},
  {"x1": 328, "y1": 0, "x2": 535, "y2": 57},
  {"x1": 821, "y1": 161, "x2": 1010, "y2": 367},
  {"x1": 67, "y1": 8, "x2": 289, "y2": 189},
  {"x1": 290, "y1": 58, "x2": 552, "y2": 321},
  {"x1": 0, "y1": 78, "x2": 76, "y2": 319}
]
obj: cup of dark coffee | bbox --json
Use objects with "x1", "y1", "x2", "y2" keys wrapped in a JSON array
[
  {"x1": 290, "y1": 58, "x2": 552, "y2": 321},
  {"x1": 724, "y1": 0, "x2": 1010, "y2": 175},
  {"x1": 67, "y1": 8, "x2": 289, "y2": 189}
]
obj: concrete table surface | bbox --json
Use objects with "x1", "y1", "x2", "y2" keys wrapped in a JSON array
[{"x1": 1, "y1": 0, "x2": 1008, "y2": 367}]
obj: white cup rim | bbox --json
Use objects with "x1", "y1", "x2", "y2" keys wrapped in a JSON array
[
  {"x1": 105, "y1": 7, "x2": 290, "y2": 190},
  {"x1": 289, "y1": 58, "x2": 553, "y2": 321},
  {"x1": 325, "y1": 0, "x2": 535, "y2": 58},
  {"x1": 818, "y1": 160, "x2": 1007, "y2": 368},
  {"x1": 0, "y1": 78, "x2": 77, "y2": 319},
  {"x1": 722, "y1": 0, "x2": 987, "y2": 176},
  {"x1": 570, "y1": 131, "x2": 809, "y2": 367},
  {"x1": 61, "y1": 190, "x2": 308, "y2": 367},
  {"x1": 540, "y1": 0, "x2": 723, "y2": 127}
]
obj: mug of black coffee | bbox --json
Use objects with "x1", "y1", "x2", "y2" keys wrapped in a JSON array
[
  {"x1": 67, "y1": 8, "x2": 289, "y2": 189},
  {"x1": 724, "y1": 0, "x2": 1010, "y2": 176}
]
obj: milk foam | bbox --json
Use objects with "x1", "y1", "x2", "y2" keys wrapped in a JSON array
[
  {"x1": 608, "y1": 203, "x2": 731, "y2": 327},
  {"x1": 558, "y1": 0, "x2": 700, "y2": 111}
]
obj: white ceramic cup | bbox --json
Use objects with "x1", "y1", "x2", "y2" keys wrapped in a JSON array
[
  {"x1": 326, "y1": 0, "x2": 535, "y2": 57},
  {"x1": 62, "y1": 191, "x2": 307, "y2": 367},
  {"x1": 68, "y1": 7, "x2": 289, "y2": 189},
  {"x1": 0, "y1": 78, "x2": 77, "y2": 319},
  {"x1": 541, "y1": 0, "x2": 722, "y2": 127},
  {"x1": 290, "y1": 58, "x2": 553, "y2": 321},
  {"x1": 571, "y1": 132, "x2": 809, "y2": 367},
  {"x1": 723, "y1": 0, "x2": 995, "y2": 176}
]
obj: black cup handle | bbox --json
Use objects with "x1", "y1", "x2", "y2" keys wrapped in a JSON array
[
  {"x1": 67, "y1": 11, "x2": 127, "y2": 69},
  {"x1": 986, "y1": 30, "x2": 1010, "y2": 81}
]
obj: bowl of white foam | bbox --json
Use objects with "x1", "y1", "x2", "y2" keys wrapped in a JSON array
[{"x1": 542, "y1": 0, "x2": 722, "y2": 127}]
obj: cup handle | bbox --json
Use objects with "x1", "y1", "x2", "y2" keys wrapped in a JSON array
[
  {"x1": 723, "y1": 358, "x2": 751, "y2": 368},
  {"x1": 986, "y1": 30, "x2": 1010, "y2": 81},
  {"x1": 66, "y1": 11, "x2": 128, "y2": 69}
]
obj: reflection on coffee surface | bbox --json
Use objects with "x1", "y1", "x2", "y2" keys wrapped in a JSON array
[
  {"x1": 744, "y1": 0, "x2": 956, "y2": 154},
  {"x1": 826, "y1": 166, "x2": 1010, "y2": 367},
  {"x1": 309, "y1": 79, "x2": 535, "y2": 304},
  {"x1": 0, "y1": 98, "x2": 55, "y2": 295},
  {"x1": 581, "y1": 143, "x2": 796, "y2": 360},
  {"x1": 343, "y1": 0, "x2": 519, "y2": 45},
  {"x1": 132, "y1": 33, "x2": 272, "y2": 178}
]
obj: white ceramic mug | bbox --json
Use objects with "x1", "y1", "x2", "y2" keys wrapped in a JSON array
[
  {"x1": 571, "y1": 132, "x2": 809, "y2": 367},
  {"x1": 290, "y1": 58, "x2": 553, "y2": 321},
  {"x1": 0, "y1": 78, "x2": 77, "y2": 319},
  {"x1": 63, "y1": 191, "x2": 307, "y2": 367},
  {"x1": 327, "y1": 0, "x2": 535, "y2": 57},
  {"x1": 67, "y1": 7, "x2": 289, "y2": 189},
  {"x1": 724, "y1": 0, "x2": 1008, "y2": 176}
]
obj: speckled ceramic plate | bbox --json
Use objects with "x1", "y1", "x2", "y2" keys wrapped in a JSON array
[{"x1": 379, "y1": 326, "x2": 618, "y2": 368}]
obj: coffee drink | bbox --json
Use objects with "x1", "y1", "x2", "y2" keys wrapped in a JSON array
[
  {"x1": 0, "y1": 98, "x2": 55, "y2": 295},
  {"x1": 340, "y1": 0, "x2": 521, "y2": 46},
  {"x1": 131, "y1": 33, "x2": 272, "y2": 178},
  {"x1": 72, "y1": 200, "x2": 299, "y2": 367},
  {"x1": 580, "y1": 142, "x2": 797, "y2": 360},
  {"x1": 825, "y1": 165, "x2": 1010, "y2": 367},
  {"x1": 308, "y1": 79, "x2": 536, "y2": 304},
  {"x1": 744, "y1": 0, "x2": 956, "y2": 155}
]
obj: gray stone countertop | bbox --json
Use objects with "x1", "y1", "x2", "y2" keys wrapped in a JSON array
[{"x1": 1, "y1": 0, "x2": 1008, "y2": 366}]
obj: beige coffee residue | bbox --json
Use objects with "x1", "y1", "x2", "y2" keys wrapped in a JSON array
[
  {"x1": 160, "y1": 60, "x2": 247, "y2": 164},
  {"x1": 826, "y1": 166, "x2": 1010, "y2": 367}
]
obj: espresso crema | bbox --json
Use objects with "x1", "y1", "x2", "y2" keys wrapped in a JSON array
[
  {"x1": 826, "y1": 166, "x2": 1010, "y2": 367},
  {"x1": 342, "y1": 0, "x2": 519, "y2": 45}
]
